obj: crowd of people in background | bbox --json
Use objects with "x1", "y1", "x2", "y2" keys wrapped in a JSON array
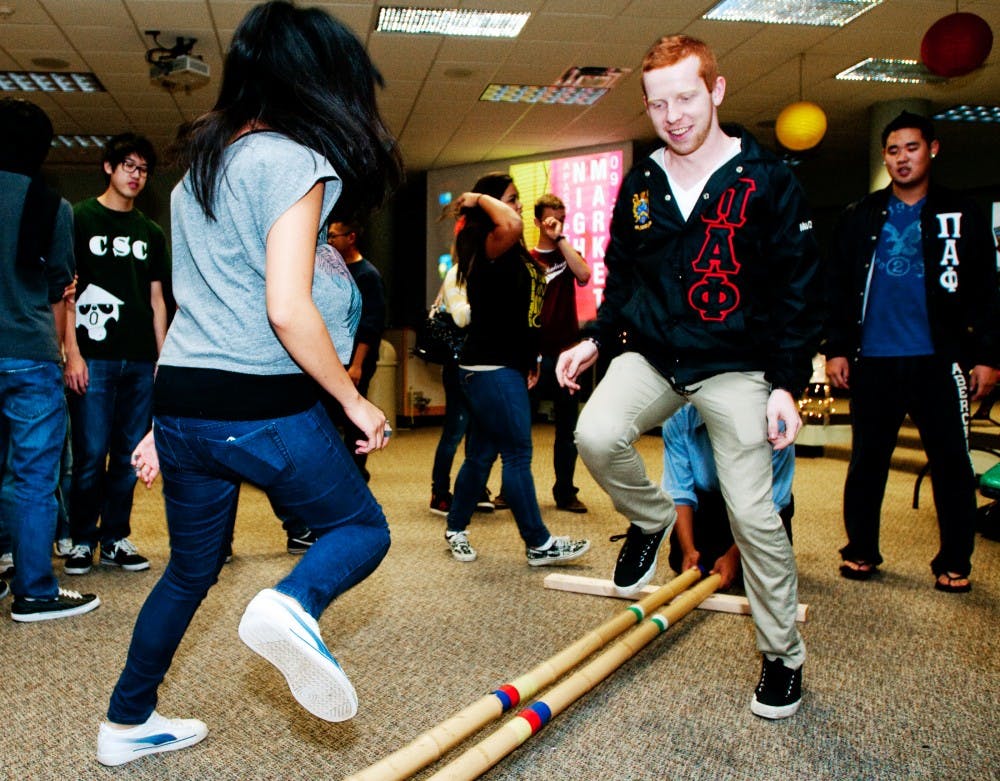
[{"x1": 1, "y1": 0, "x2": 997, "y2": 770}]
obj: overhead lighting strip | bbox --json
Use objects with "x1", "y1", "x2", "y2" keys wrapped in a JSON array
[
  {"x1": 933, "y1": 104, "x2": 1000, "y2": 123},
  {"x1": 479, "y1": 84, "x2": 608, "y2": 105},
  {"x1": 0, "y1": 71, "x2": 105, "y2": 92},
  {"x1": 377, "y1": 7, "x2": 529, "y2": 38},
  {"x1": 836, "y1": 58, "x2": 946, "y2": 84},
  {"x1": 52, "y1": 134, "x2": 112, "y2": 149},
  {"x1": 703, "y1": 0, "x2": 883, "y2": 27}
]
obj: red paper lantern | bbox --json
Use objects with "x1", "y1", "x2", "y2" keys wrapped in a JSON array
[{"x1": 921, "y1": 12, "x2": 993, "y2": 78}]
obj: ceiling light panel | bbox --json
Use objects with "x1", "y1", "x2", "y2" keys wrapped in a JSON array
[
  {"x1": 703, "y1": 0, "x2": 883, "y2": 27},
  {"x1": 0, "y1": 71, "x2": 105, "y2": 92},
  {"x1": 377, "y1": 7, "x2": 530, "y2": 38},
  {"x1": 836, "y1": 58, "x2": 946, "y2": 84},
  {"x1": 933, "y1": 105, "x2": 1000, "y2": 123},
  {"x1": 479, "y1": 84, "x2": 608, "y2": 105}
]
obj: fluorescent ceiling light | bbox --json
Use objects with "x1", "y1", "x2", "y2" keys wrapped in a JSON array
[
  {"x1": 933, "y1": 104, "x2": 1000, "y2": 123},
  {"x1": 703, "y1": 0, "x2": 883, "y2": 27},
  {"x1": 836, "y1": 58, "x2": 946, "y2": 84},
  {"x1": 53, "y1": 135, "x2": 112, "y2": 149},
  {"x1": 377, "y1": 7, "x2": 529, "y2": 37},
  {"x1": 0, "y1": 71, "x2": 105, "y2": 92},
  {"x1": 479, "y1": 84, "x2": 608, "y2": 105}
]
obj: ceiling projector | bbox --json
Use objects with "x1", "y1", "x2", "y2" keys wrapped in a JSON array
[{"x1": 150, "y1": 54, "x2": 210, "y2": 90}]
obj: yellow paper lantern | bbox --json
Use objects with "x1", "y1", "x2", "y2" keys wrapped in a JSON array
[{"x1": 775, "y1": 101, "x2": 827, "y2": 152}]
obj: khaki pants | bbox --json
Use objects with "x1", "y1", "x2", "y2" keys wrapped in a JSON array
[{"x1": 576, "y1": 352, "x2": 804, "y2": 667}]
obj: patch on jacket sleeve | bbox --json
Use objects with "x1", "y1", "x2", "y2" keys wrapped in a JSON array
[{"x1": 633, "y1": 191, "x2": 652, "y2": 231}]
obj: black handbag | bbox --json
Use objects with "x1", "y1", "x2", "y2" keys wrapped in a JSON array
[{"x1": 413, "y1": 290, "x2": 466, "y2": 364}]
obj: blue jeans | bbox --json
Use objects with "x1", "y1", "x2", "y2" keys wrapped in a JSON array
[
  {"x1": 447, "y1": 368, "x2": 549, "y2": 548},
  {"x1": 0, "y1": 359, "x2": 65, "y2": 599},
  {"x1": 107, "y1": 402, "x2": 390, "y2": 724},
  {"x1": 431, "y1": 362, "x2": 469, "y2": 495},
  {"x1": 68, "y1": 359, "x2": 154, "y2": 550}
]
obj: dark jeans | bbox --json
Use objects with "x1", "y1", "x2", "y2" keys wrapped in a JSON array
[
  {"x1": 107, "y1": 402, "x2": 390, "y2": 724},
  {"x1": 431, "y1": 361, "x2": 469, "y2": 496},
  {"x1": 0, "y1": 359, "x2": 65, "y2": 599},
  {"x1": 446, "y1": 367, "x2": 549, "y2": 548},
  {"x1": 532, "y1": 355, "x2": 581, "y2": 504},
  {"x1": 842, "y1": 355, "x2": 977, "y2": 576},
  {"x1": 68, "y1": 358, "x2": 154, "y2": 550}
]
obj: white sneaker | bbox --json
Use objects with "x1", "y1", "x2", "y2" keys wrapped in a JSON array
[
  {"x1": 96, "y1": 711, "x2": 208, "y2": 766},
  {"x1": 0, "y1": 552, "x2": 12, "y2": 576},
  {"x1": 55, "y1": 538, "x2": 74, "y2": 557},
  {"x1": 238, "y1": 588, "x2": 358, "y2": 721},
  {"x1": 445, "y1": 530, "x2": 477, "y2": 562}
]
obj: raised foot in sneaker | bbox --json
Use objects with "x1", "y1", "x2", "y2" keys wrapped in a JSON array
[
  {"x1": 100, "y1": 539, "x2": 150, "y2": 571},
  {"x1": 11, "y1": 588, "x2": 100, "y2": 622},
  {"x1": 750, "y1": 656, "x2": 802, "y2": 720},
  {"x1": 97, "y1": 711, "x2": 208, "y2": 767},
  {"x1": 445, "y1": 530, "x2": 477, "y2": 562},
  {"x1": 238, "y1": 588, "x2": 358, "y2": 721},
  {"x1": 429, "y1": 492, "x2": 452, "y2": 517},
  {"x1": 610, "y1": 524, "x2": 665, "y2": 597},
  {"x1": 526, "y1": 536, "x2": 590, "y2": 566},
  {"x1": 286, "y1": 529, "x2": 318, "y2": 555}
]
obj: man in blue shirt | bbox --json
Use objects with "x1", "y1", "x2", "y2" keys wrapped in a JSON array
[
  {"x1": 824, "y1": 111, "x2": 999, "y2": 593},
  {"x1": 662, "y1": 404, "x2": 794, "y2": 589}
]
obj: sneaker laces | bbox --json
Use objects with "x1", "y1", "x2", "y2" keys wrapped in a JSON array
[
  {"x1": 447, "y1": 531, "x2": 473, "y2": 553},
  {"x1": 68, "y1": 544, "x2": 91, "y2": 558},
  {"x1": 58, "y1": 587, "x2": 85, "y2": 600},
  {"x1": 113, "y1": 538, "x2": 139, "y2": 555}
]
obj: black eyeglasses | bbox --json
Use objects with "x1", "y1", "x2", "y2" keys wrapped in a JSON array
[
  {"x1": 120, "y1": 159, "x2": 149, "y2": 176},
  {"x1": 327, "y1": 231, "x2": 351, "y2": 240}
]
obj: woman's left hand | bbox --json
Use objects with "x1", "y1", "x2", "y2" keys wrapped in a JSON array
[
  {"x1": 527, "y1": 360, "x2": 541, "y2": 390},
  {"x1": 345, "y1": 396, "x2": 390, "y2": 454},
  {"x1": 131, "y1": 429, "x2": 159, "y2": 488}
]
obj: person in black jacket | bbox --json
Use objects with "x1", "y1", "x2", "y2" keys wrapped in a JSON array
[
  {"x1": 824, "y1": 111, "x2": 999, "y2": 593},
  {"x1": 557, "y1": 34, "x2": 820, "y2": 721}
]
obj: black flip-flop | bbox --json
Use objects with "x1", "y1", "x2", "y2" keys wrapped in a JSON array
[
  {"x1": 839, "y1": 561, "x2": 877, "y2": 581},
  {"x1": 934, "y1": 573, "x2": 972, "y2": 593}
]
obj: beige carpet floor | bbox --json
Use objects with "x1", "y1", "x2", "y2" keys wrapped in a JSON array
[{"x1": 1, "y1": 422, "x2": 997, "y2": 780}]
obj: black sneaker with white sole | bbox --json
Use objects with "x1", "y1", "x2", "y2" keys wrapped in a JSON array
[
  {"x1": 525, "y1": 536, "x2": 590, "y2": 566},
  {"x1": 287, "y1": 529, "x2": 317, "y2": 554},
  {"x1": 100, "y1": 539, "x2": 150, "y2": 571},
  {"x1": 64, "y1": 545, "x2": 94, "y2": 575},
  {"x1": 751, "y1": 656, "x2": 802, "y2": 719},
  {"x1": 610, "y1": 524, "x2": 665, "y2": 596},
  {"x1": 11, "y1": 588, "x2": 100, "y2": 622}
]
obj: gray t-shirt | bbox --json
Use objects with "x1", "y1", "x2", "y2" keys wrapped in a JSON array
[
  {"x1": 160, "y1": 131, "x2": 359, "y2": 374},
  {"x1": 0, "y1": 172, "x2": 74, "y2": 362}
]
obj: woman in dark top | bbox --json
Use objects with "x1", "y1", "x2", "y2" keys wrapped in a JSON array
[{"x1": 442, "y1": 172, "x2": 589, "y2": 566}]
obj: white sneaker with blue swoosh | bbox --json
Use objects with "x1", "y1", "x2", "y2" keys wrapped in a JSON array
[
  {"x1": 96, "y1": 711, "x2": 208, "y2": 766},
  {"x1": 238, "y1": 588, "x2": 358, "y2": 721}
]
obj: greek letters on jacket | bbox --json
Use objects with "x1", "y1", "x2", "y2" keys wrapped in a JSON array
[
  {"x1": 588, "y1": 126, "x2": 821, "y2": 396},
  {"x1": 823, "y1": 184, "x2": 1000, "y2": 368}
]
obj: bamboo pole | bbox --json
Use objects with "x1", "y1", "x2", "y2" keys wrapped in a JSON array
[
  {"x1": 426, "y1": 574, "x2": 723, "y2": 781},
  {"x1": 343, "y1": 568, "x2": 703, "y2": 781}
]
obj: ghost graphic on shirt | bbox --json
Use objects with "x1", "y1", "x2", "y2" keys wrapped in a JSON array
[{"x1": 76, "y1": 284, "x2": 124, "y2": 342}]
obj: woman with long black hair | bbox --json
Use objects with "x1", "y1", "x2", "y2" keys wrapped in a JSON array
[
  {"x1": 97, "y1": 1, "x2": 403, "y2": 766},
  {"x1": 442, "y1": 172, "x2": 589, "y2": 566}
]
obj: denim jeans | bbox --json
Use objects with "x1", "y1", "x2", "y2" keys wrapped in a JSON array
[
  {"x1": 68, "y1": 359, "x2": 154, "y2": 550},
  {"x1": 532, "y1": 355, "x2": 581, "y2": 504},
  {"x1": 431, "y1": 361, "x2": 469, "y2": 495},
  {"x1": 107, "y1": 402, "x2": 390, "y2": 724},
  {"x1": 0, "y1": 359, "x2": 65, "y2": 599},
  {"x1": 447, "y1": 367, "x2": 549, "y2": 548}
]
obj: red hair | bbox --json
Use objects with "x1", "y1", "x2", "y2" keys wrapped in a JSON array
[{"x1": 641, "y1": 35, "x2": 719, "y2": 93}]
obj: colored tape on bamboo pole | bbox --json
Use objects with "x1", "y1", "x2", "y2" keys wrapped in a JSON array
[
  {"x1": 343, "y1": 568, "x2": 702, "y2": 781},
  {"x1": 426, "y1": 574, "x2": 723, "y2": 781}
]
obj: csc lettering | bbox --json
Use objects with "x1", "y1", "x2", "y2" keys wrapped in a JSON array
[{"x1": 88, "y1": 235, "x2": 149, "y2": 260}]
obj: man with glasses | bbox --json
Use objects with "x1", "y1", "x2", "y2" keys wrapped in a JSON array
[{"x1": 63, "y1": 134, "x2": 169, "y2": 576}]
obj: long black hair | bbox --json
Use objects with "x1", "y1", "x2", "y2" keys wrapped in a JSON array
[
  {"x1": 179, "y1": 0, "x2": 403, "y2": 221},
  {"x1": 455, "y1": 172, "x2": 524, "y2": 286}
]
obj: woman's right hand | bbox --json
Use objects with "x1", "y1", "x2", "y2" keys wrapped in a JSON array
[
  {"x1": 344, "y1": 396, "x2": 389, "y2": 454},
  {"x1": 454, "y1": 191, "x2": 481, "y2": 211}
]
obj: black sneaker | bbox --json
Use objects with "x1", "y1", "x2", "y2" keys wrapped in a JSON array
[
  {"x1": 526, "y1": 536, "x2": 590, "y2": 566},
  {"x1": 751, "y1": 656, "x2": 802, "y2": 719},
  {"x1": 64, "y1": 545, "x2": 94, "y2": 575},
  {"x1": 492, "y1": 492, "x2": 509, "y2": 511},
  {"x1": 430, "y1": 492, "x2": 452, "y2": 517},
  {"x1": 287, "y1": 529, "x2": 317, "y2": 555},
  {"x1": 100, "y1": 539, "x2": 150, "y2": 571},
  {"x1": 11, "y1": 588, "x2": 101, "y2": 622},
  {"x1": 475, "y1": 489, "x2": 495, "y2": 513},
  {"x1": 610, "y1": 524, "x2": 665, "y2": 597}
]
